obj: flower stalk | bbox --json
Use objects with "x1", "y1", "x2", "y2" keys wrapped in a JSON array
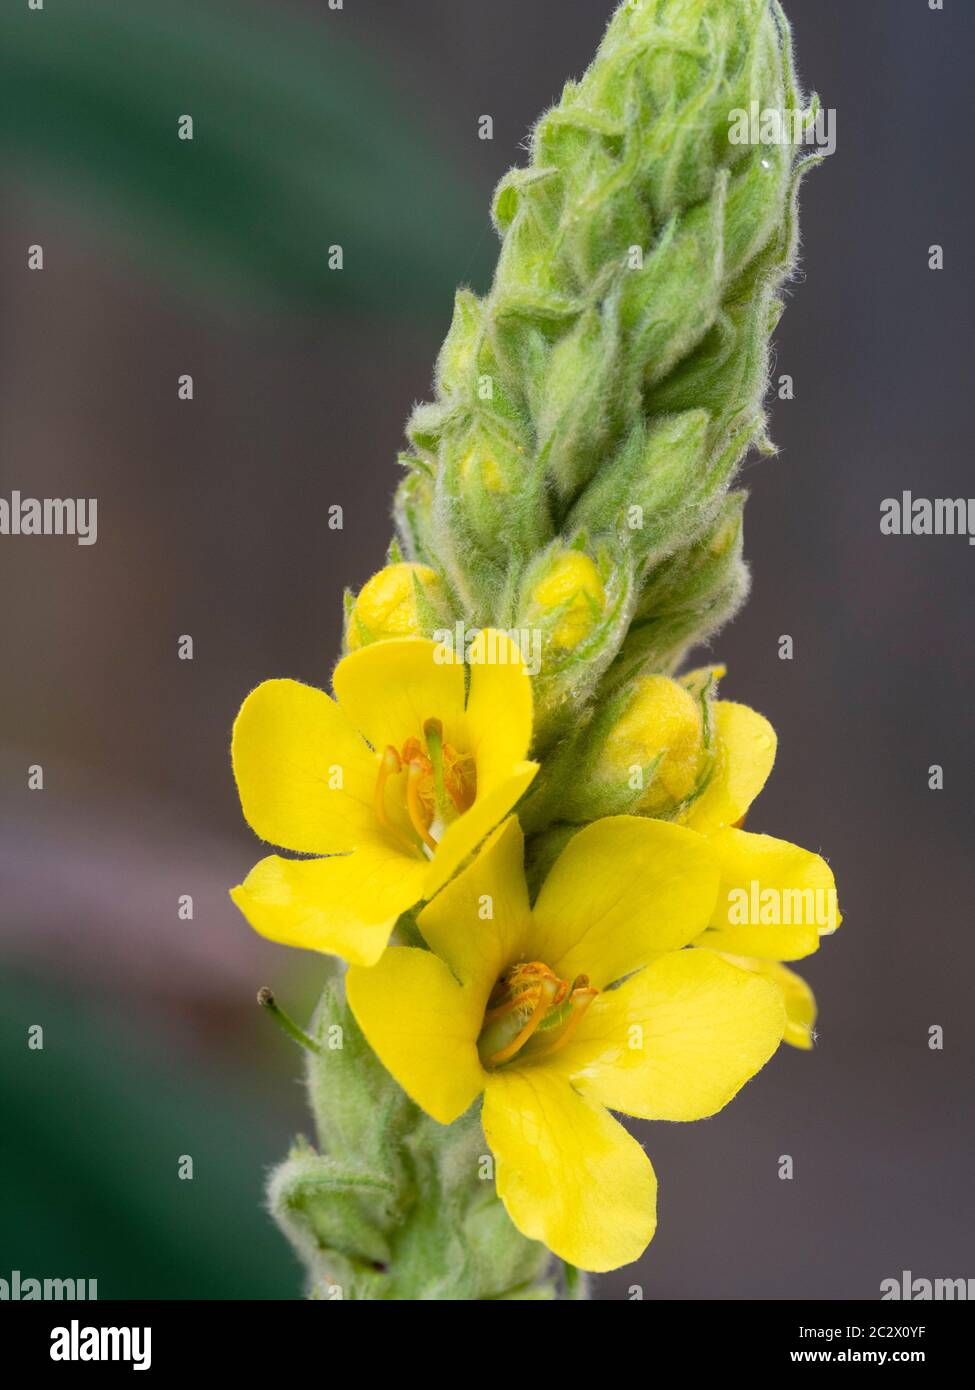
[{"x1": 230, "y1": 0, "x2": 837, "y2": 1301}]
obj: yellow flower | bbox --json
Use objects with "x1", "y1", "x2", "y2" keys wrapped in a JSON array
[
  {"x1": 347, "y1": 816, "x2": 786, "y2": 1271},
  {"x1": 682, "y1": 692, "x2": 838, "y2": 1049},
  {"x1": 230, "y1": 631, "x2": 537, "y2": 967},
  {"x1": 606, "y1": 667, "x2": 838, "y2": 1048},
  {"x1": 347, "y1": 563, "x2": 447, "y2": 650}
]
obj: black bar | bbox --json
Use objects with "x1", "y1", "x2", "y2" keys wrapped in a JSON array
[{"x1": 1, "y1": 1299, "x2": 970, "y2": 1373}]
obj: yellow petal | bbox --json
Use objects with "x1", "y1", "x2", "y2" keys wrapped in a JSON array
[
  {"x1": 720, "y1": 954, "x2": 818, "y2": 1050},
  {"x1": 424, "y1": 762, "x2": 538, "y2": 899},
  {"x1": 529, "y1": 817, "x2": 720, "y2": 989},
  {"x1": 232, "y1": 679, "x2": 378, "y2": 854},
  {"x1": 683, "y1": 701, "x2": 777, "y2": 836},
  {"x1": 418, "y1": 817, "x2": 532, "y2": 996},
  {"x1": 230, "y1": 846, "x2": 429, "y2": 967},
  {"x1": 346, "y1": 946, "x2": 485, "y2": 1123},
  {"x1": 332, "y1": 637, "x2": 465, "y2": 755},
  {"x1": 482, "y1": 1068, "x2": 656, "y2": 1272},
  {"x1": 465, "y1": 629, "x2": 534, "y2": 795},
  {"x1": 554, "y1": 948, "x2": 785, "y2": 1121},
  {"x1": 696, "y1": 827, "x2": 839, "y2": 961}
]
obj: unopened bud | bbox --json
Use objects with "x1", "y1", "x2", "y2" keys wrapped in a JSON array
[
  {"x1": 529, "y1": 551, "x2": 606, "y2": 651},
  {"x1": 347, "y1": 563, "x2": 448, "y2": 650},
  {"x1": 601, "y1": 675, "x2": 707, "y2": 815}
]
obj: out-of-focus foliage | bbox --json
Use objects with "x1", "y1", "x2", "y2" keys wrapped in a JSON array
[
  {"x1": 0, "y1": 0, "x2": 488, "y2": 314},
  {"x1": 0, "y1": 971, "x2": 297, "y2": 1298}
]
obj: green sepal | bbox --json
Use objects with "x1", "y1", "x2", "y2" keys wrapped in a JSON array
[
  {"x1": 521, "y1": 545, "x2": 638, "y2": 750},
  {"x1": 566, "y1": 410, "x2": 712, "y2": 567},
  {"x1": 534, "y1": 287, "x2": 623, "y2": 503},
  {"x1": 609, "y1": 491, "x2": 750, "y2": 680},
  {"x1": 303, "y1": 963, "x2": 416, "y2": 1183},
  {"x1": 268, "y1": 1137, "x2": 397, "y2": 1270}
]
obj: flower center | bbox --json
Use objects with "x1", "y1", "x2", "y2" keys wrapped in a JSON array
[
  {"x1": 373, "y1": 717, "x2": 476, "y2": 855},
  {"x1": 477, "y1": 961, "x2": 598, "y2": 1069}
]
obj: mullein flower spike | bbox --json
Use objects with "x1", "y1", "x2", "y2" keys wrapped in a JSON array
[
  {"x1": 389, "y1": 0, "x2": 817, "y2": 744},
  {"x1": 231, "y1": 0, "x2": 835, "y2": 1297}
]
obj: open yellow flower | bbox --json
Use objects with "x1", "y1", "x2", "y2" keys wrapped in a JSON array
[
  {"x1": 347, "y1": 816, "x2": 786, "y2": 1271},
  {"x1": 230, "y1": 631, "x2": 537, "y2": 967},
  {"x1": 679, "y1": 680, "x2": 838, "y2": 1049},
  {"x1": 599, "y1": 667, "x2": 838, "y2": 1047}
]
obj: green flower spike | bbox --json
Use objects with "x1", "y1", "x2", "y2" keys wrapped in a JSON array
[{"x1": 394, "y1": 0, "x2": 819, "y2": 748}]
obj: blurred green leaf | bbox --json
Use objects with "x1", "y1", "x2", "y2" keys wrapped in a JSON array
[
  {"x1": 0, "y1": 0, "x2": 489, "y2": 314},
  {"x1": 0, "y1": 969, "x2": 300, "y2": 1298}
]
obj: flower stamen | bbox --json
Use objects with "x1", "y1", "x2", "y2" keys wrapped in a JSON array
[
  {"x1": 483, "y1": 989, "x2": 550, "y2": 1067},
  {"x1": 423, "y1": 718, "x2": 449, "y2": 821},
  {"x1": 373, "y1": 745, "x2": 403, "y2": 832},
  {"x1": 522, "y1": 977, "x2": 598, "y2": 1062},
  {"x1": 478, "y1": 962, "x2": 592, "y2": 1069},
  {"x1": 371, "y1": 721, "x2": 476, "y2": 855},
  {"x1": 406, "y1": 756, "x2": 438, "y2": 853}
]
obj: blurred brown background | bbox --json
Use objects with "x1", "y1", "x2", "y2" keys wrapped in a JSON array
[{"x1": 1, "y1": 0, "x2": 972, "y2": 1299}]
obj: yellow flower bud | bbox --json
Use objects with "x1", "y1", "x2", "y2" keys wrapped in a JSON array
[
  {"x1": 530, "y1": 552, "x2": 606, "y2": 650},
  {"x1": 459, "y1": 447, "x2": 508, "y2": 494},
  {"x1": 347, "y1": 563, "x2": 445, "y2": 650},
  {"x1": 602, "y1": 675, "x2": 705, "y2": 815}
]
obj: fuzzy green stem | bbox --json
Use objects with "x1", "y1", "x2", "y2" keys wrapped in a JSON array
[{"x1": 257, "y1": 987, "x2": 321, "y2": 1056}]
